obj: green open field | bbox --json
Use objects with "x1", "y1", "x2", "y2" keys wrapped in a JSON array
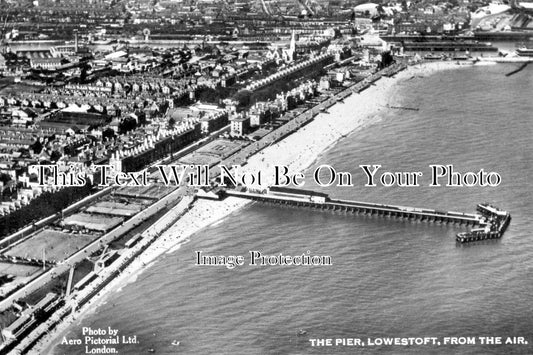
[
  {"x1": 0, "y1": 78, "x2": 44, "y2": 96},
  {"x1": 5, "y1": 229, "x2": 97, "y2": 262},
  {"x1": 115, "y1": 185, "x2": 176, "y2": 200},
  {"x1": 0, "y1": 262, "x2": 41, "y2": 277},
  {"x1": 196, "y1": 138, "x2": 247, "y2": 158},
  {"x1": 86, "y1": 200, "x2": 145, "y2": 217}
]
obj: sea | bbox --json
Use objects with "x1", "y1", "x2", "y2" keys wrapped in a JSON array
[{"x1": 52, "y1": 64, "x2": 533, "y2": 355}]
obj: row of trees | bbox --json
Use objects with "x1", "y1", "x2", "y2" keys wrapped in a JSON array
[{"x1": 0, "y1": 184, "x2": 95, "y2": 238}]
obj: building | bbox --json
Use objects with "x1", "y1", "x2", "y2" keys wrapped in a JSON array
[
  {"x1": 230, "y1": 114, "x2": 250, "y2": 137},
  {"x1": 249, "y1": 102, "x2": 270, "y2": 127},
  {"x1": 0, "y1": 54, "x2": 6, "y2": 72},
  {"x1": 29, "y1": 57, "x2": 64, "y2": 70},
  {"x1": 2, "y1": 293, "x2": 58, "y2": 340}
]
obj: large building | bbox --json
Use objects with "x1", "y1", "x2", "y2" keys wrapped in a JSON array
[
  {"x1": 29, "y1": 57, "x2": 64, "y2": 70},
  {"x1": 230, "y1": 114, "x2": 250, "y2": 137}
]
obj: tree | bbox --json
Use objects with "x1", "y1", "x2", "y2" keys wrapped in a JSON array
[
  {"x1": 102, "y1": 128, "x2": 116, "y2": 141},
  {"x1": 136, "y1": 111, "x2": 147, "y2": 126},
  {"x1": 197, "y1": 87, "x2": 225, "y2": 103},
  {"x1": 401, "y1": 0, "x2": 408, "y2": 12},
  {"x1": 233, "y1": 90, "x2": 252, "y2": 108},
  {"x1": 50, "y1": 150, "x2": 62, "y2": 162},
  {"x1": 0, "y1": 173, "x2": 11, "y2": 185},
  {"x1": 31, "y1": 140, "x2": 43, "y2": 154},
  {"x1": 63, "y1": 145, "x2": 76, "y2": 157},
  {"x1": 80, "y1": 66, "x2": 88, "y2": 83},
  {"x1": 380, "y1": 51, "x2": 394, "y2": 69},
  {"x1": 168, "y1": 117, "x2": 176, "y2": 129},
  {"x1": 118, "y1": 117, "x2": 137, "y2": 134}
]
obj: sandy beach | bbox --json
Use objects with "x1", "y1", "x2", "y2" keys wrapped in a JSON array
[{"x1": 33, "y1": 60, "x2": 464, "y2": 355}]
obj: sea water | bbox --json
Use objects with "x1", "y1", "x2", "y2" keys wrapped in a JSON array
[{"x1": 53, "y1": 64, "x2": 533, "y2": 355}]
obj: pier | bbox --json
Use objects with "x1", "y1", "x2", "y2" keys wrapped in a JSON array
[
  {"x1": 456, "y1": 204, "x2": 512, "y2": 243},
  {"x1": 224, "y1": 188, "x2": 482, "y2": 225},
  {"x1": 221, "y1": 188, "x2": 510, "y2": 242}
]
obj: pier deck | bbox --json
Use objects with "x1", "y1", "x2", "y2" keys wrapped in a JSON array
[
  {"x1": 224, "y1": 189, "x2": 483, "y2": 226},
  {"x1": 221, "y1": 189, "x2": 511, "y2": 243},
  {"x1": 456, "y1": 204, "x2": 512, "y2": 243}
]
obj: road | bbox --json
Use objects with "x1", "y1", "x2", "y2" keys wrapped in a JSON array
[{"x1": 0, "y1": 186, "x2": 186, "y2": 312}]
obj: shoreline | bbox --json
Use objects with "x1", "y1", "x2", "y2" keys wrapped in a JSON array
[{"x1": 34, "y1": 61, "x2": 462, "y2": 355}]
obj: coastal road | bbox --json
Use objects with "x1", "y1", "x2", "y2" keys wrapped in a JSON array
[
  {"x1": 0, "y1": 186, "x2": 187, "y2": 312},
  {"x1": 0, "y1": 64, "x2": 403, "y2": 311}
]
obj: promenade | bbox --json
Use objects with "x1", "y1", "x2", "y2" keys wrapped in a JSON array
[
  {"x1": 22, "y1": 61, "x2": 444, "y2": 354},
  {"x1": 0, "y1": 186, "x2": 185, "y2": 314},
  {"x1": 213, "y1": 63, "x2": 408, "y2": 177}
]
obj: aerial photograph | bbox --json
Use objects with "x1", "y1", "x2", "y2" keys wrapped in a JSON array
[{"x1": 0, "y1": 0, "x2": 531, "y2": 354}]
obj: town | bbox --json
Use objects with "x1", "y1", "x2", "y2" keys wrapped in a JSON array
[{"x1": 0, "y1": 0, "x2": 528, "y2": 352}]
